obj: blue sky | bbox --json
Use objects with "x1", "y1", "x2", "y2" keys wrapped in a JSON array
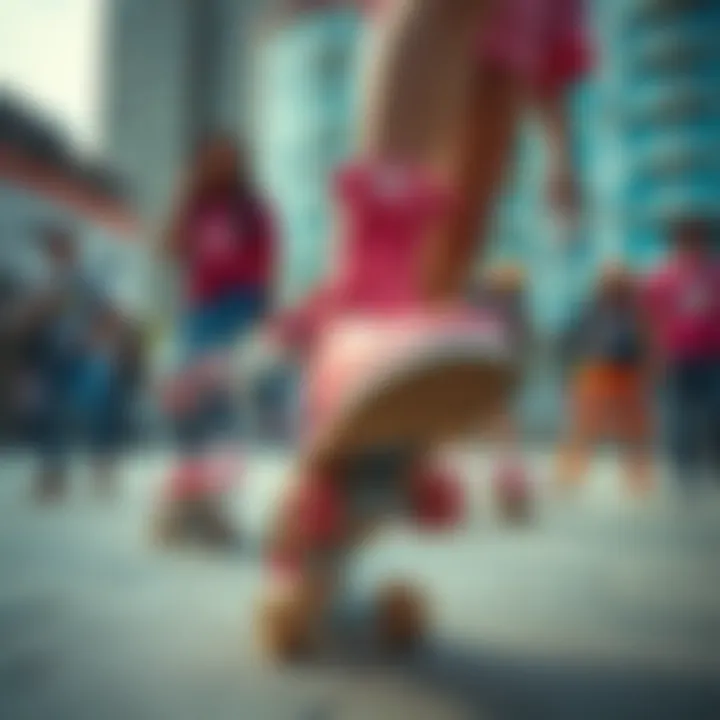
[{"x1": 0, "y1": 0, "x2": 105, "y2": 151}]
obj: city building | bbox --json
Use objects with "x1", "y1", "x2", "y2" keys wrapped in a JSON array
[
  {"x1": 104, "y1": 0, "x2": 256, "y2": 222},
  {"x1": 0, "y1": 96, "x2": 143, "y2": 317},
  {"x1": 253, "y1": 0, "x2": 363, "y2": 304},
  {"x1": 620, "y1": 0, "x2": 720, "y2": 256}
]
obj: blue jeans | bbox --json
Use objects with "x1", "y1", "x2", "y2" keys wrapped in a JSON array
[
  {"x1": 77, "y1": 356, "x2": 128, "y2": 456},
  {"x1": 177, "y1": 289, "x2": 267, "y2": 453},
  {"x1": 665, "y1": 358, "x2": 720, "y2": 486},
  {"x1": 183, "y1": 289, "x2": 267, "y2": 361},
  {"x1": 30, "y1": 338, "x2": 83, "y2": 469}
]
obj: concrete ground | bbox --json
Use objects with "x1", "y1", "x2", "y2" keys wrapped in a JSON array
[{"x1": 1, "y1": 449, "x2": 719, "y2": 720}]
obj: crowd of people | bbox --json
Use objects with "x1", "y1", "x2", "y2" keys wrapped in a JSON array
[
  {"x1": 2, "y1": 227, "x2": 144, "y2": 498},
  {"x1": 4, "y1": 209, "x2": 717, "y2": 507},
  {"x1": 1, "y1": 0, "x2": 719, "y2": 512}
]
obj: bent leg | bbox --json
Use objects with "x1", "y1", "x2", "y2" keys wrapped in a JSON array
[
  {"x1": 359, "y1": 0, "x2": 489, "y2": 167},
  {"x1": 557, "y1": 371, "x2": 603, "y2": 487},
  {"x1": 421, "y1": 64, "x2": 524, "y2": 300}
]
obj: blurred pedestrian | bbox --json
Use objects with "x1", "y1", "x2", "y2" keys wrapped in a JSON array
[
  {"x1": 471, "y1": 264, "x2": 535, "y2": 515},
  {"x1": 80, "y1": 309, "x2": 145, "y2": 497},
  {"x1": 165, "y1": 133, "x2": 275, "y2": 361},
  {"x1": 159, "y1": 132, "x2": 276, "y2": 543},
  {"x1": 557, "y1": 263, "x2": 653, "y2": 495},
  {"x1": 8, "y1": 227, "x2": 110, "y2": 500},
  {"x1": 643, "y1": 219, "x2": 720, "y2": 494}
]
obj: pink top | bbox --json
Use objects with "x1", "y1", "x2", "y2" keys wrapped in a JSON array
[
  {"x1": 181, "y1": 196, "x2": 275, "y2": 305},
  {"x1": 361, "y1": 0, "x2": 591, "y2": 94},
  {"x1": 643, "y1": 253, "x2": 720, "y2": 361}
]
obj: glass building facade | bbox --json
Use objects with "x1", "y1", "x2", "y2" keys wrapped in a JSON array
[
  {"x1": 254, "y1": 3, "x2": 363, "y2": 305},
  {"x1": 105, "y1": 0, "x2": 255, "y2": 221},
  {"x1": 619, "y1": 0, "x2": 720, "y2": 250}
]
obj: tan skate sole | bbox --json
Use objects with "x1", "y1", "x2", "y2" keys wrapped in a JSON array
[
  {"x1": 257, "y1": 577, "x2": 334, "y2": 662},
  {"x1": 376, "y1": 582, "x2": 428, "y2": 653},
  {"x1": 310, "y1": 344, "x2": 519, "y2": 464}
]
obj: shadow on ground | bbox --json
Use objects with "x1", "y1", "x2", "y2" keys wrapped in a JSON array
[{"x1": 306, "y1": 639, "x2": 720, "y2": 720}]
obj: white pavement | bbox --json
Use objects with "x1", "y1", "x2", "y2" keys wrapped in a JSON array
[{"x1": 1, "y1": 449, "x2": 720, "y2": 720}]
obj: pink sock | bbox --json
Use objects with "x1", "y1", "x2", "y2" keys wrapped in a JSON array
[{"x1": 331, "y1": 161, "x2": 449, "y2": 311}]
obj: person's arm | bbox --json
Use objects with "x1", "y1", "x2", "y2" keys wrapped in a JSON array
[
  {"x1": 256, "y1": 204, "x2": 278, "y2": 317},
  {"x1": 162, "y1": 174, "x2": 196, "y2": 259},
  {"x1": 163, "y1": 205, "x2": 188, "y2": 261}
]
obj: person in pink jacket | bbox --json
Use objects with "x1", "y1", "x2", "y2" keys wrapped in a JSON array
[
  {"x1": 157, "y1": 133, "x2": 277, "y2": 546},
  {"x1": 643, "y1": 218, "x2": 720, "y2": 493}
]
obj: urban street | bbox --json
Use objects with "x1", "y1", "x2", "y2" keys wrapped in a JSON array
[{"x1": 1, "y1": 450, "x2": 719, "y2": 719}]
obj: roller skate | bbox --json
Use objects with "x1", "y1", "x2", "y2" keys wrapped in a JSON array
[
  {"x1": 258, "y1": 469, "x2": 350, "y2": 661},
  {"x1": 154, "y1": 351, "x2": 242, "y2": 548},
  {"x1": 258, "y1": 161, "x2": 518, "y2": 662}
]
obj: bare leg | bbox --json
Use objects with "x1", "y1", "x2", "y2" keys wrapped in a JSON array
[
  {"x1": 360, "y1": 0, "x2": 490, "y2": 168},
  {"x1": 615, "y1": 394, "x2": 654, "y2": 496},
  {"x1": 421, "y1": 64, "x2": 525, "y2": 301},
  {"x1": 557, "y1": 376, "x2": 602, "y2": 487}
]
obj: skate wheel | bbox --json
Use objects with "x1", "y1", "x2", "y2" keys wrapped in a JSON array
[
  {"x1": 257, "y1": 582, "x2": 322, "y2": 662},
  {"x1": 375, "y1": 583, "x2": 427, "y2": 653}
]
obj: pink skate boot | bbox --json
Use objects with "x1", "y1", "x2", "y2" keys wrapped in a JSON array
[
  {"x1": 267, "y1": 471, "x2": 349, "y2": 582},
  {"x1": 408, "y1": 463, "x2": 466, "y2": 531}
]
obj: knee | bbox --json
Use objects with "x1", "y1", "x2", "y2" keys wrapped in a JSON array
[
  {"x1": 427, "y1": 0, "x2": 484, "y2": 20},
  {"x1": 397, "y1": 0, "x2": 484, "y2": 29}
]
